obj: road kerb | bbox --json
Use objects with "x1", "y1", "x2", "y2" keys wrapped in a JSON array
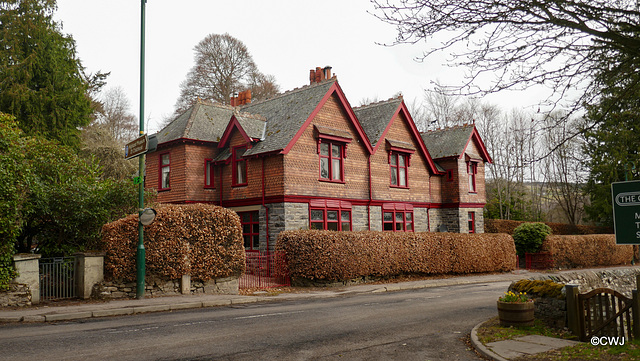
[
  {"x1": 92, "y1": 308, "x2": 134, "y2": 318},
  {"x1": 470, "y1": 320, "x2": 510, "y2": 361},
  {"x1": 44, "y1": 312, "x2": 93, "y2": 322}
]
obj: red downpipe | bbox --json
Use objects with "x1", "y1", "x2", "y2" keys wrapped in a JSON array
[
  {"x1": 368, "y1": 156, "x2": 372, "y2": 230},
  {"x1": 262, "y1": 157, "x2": 270, "y2": 253},
  {"x1": 219, "y1": 166, "x2": 223, "y2": 207}
]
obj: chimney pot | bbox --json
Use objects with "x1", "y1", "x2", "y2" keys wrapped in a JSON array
[
  {"x1": 323, "y1": 66, "x2": 332, "y2": 79},
  {"x1": 310, "y1": 69, "x2": 316, "y2": 84}
]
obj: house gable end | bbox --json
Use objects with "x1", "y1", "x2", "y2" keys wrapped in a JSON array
[{"x1": 218, "y1": 115, "x2": 252, "y2": 149}]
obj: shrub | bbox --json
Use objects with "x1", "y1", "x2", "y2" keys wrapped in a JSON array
[
  {"x1": 101, "y1": 204, "x2": 245, "y2": 282},
  {"x1": 276, "y1": 230, "x2": 516, "y2": 282},
  {"x1": 485, "y1": 219, "x2": 613, "y2": 235},
  {"x1": 542, "y1": 235, "x2": 633, "y2": 268},
  {"x1": 512, "y1": 223, "x2": 552, "y2": 256}
]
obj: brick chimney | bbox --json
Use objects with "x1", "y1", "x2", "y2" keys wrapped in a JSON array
[
  {"x1": 230, "y1": 90, "x2": 252, "y2": 106},
  {"x1": 309, "y1": 66, "x2": 334, "y2": 85}
]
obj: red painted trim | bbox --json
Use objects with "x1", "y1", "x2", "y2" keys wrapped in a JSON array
[
  {"x1": 204, "y1": 159, "x2": 215, "y2": 189},
  {"x1": 281, "y1": 82, "x2": 374, "y2": 155},
  {"x1": 468, "y1": 211, "x2": 476, "y2": 233},
  {"x1": 432, "y1": 202, "x2": 486, "y2": 209},
  {"x1": 458, "y1": 126, "x2": 493, "y2": 163},
  {"x1": 218, "y1": 115, "x2": 252, "y2": 149}
]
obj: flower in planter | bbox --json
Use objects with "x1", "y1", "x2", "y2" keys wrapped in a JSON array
[{"x1": 499, "y1": 291, "x2": 532, "y2": 303}]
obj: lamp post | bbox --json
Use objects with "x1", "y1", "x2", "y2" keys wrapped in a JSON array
[{"x1": 136, "y1": 0, "x2": 147, "y2": 299}]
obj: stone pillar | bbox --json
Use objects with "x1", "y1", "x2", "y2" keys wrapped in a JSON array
[
  {"x1": 13, "y1": 254, "x2": 41, "y2": 304},
  {"x1": 181, "y1": 274, "x2": 191, "y2": 294},
  {"x1": 74, "y1": 252, "x2": 104, "y2": 299}
]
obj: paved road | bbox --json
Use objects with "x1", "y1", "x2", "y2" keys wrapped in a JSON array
[{"x1": 0, "y1": 281, "x2": 510, "y2": 360}]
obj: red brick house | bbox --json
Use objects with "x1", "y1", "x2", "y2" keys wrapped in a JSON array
[{"x1": 146, "y1": 67, "x2": 492, "y2": 252}]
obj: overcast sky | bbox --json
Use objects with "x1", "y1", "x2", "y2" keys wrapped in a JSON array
[{"x1": 54, "y1": 0, "x2": 549, "y2": 134}]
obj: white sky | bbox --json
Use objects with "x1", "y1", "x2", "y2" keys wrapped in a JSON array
[{"x1": 54, "y1": 0, "x2": 549, "y2": 134}]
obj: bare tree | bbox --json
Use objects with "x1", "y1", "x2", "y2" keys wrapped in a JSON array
[
  {"x1": 94, "y1": 87, "x2": 138, "y2": 144},
  {"x1": 174, "y1": 33, "x2": 279, "y2": 115},
  {"x1": 371, "y1": 0, "x2": 640, "y2": 112}
]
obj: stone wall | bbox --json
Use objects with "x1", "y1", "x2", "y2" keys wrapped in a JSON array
[
  {"x1": 0, "y1": 284, "x2": 32, "y2": 307},
  {"x1": 509, "y1": 267, "x2": 640, "y2": 329},
  {"x1": 93, "y1": 277, "x2": 239, "y2": 299}
]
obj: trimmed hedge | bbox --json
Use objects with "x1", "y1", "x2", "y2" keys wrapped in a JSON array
[
  {"x1": 276, "y1": 230, "x2": 516, "y2": 282},
  {"x1": 101, "y1": 204, "x2": 245, "y2": 282},
  {"x1": 485, "y1": 219, "x2": 613, "y2": 235},
  {"x1": 541, "y1": 235, "x2": 633, "y2": 268}
]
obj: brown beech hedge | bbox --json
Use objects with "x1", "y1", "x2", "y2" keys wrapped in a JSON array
[
  {"x1": 541, "y1": 235, "x2": 633, "y2": 268},
  {"x1": 485, "y1": 219, "x2": 612, "y2": 235},
  {"x1": 101, "y1": 204, "x2": 245, "y2": 282},
  {"x1": 276, "y1": 230, "x2": 516, "y2": 282}
]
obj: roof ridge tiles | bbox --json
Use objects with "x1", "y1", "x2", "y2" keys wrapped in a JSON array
[
  {"x1": 352, "y1": 95, "x2": 402, "y2": 110},
  {"x1": 240, "y1": 78, "x2": 337, "y2": 108}
]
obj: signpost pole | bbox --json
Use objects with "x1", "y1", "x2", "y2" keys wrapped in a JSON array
[{"x1": 136, "y1": 0, "x2": 147, "y2": 299}]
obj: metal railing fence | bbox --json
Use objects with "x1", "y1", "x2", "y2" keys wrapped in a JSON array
[{"x1": 39, "y1": 257, "x2": 76, "y2": 301}]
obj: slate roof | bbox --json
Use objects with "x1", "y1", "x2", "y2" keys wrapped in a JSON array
[
  {"x1": 155, "y1": 101, "x2": 235, "y2": 144},
  {"x1": 353, "y1": 97, "x2": 403, "y2": 148},
  {"x1": 420, "y1": 124, "x2": 475, "y2": 159},
  {"x1": 239, "y1": 80, "x2": 336, "y2": 156}
]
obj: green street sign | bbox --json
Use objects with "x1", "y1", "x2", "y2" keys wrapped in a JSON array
[{"x1": 611, "y1": 180, "x2": 640, "y2": 245}]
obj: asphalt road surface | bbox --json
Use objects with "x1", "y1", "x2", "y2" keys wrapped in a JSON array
[{"x1": 0, "y1": 281, "x2": 510, "y2": 360}]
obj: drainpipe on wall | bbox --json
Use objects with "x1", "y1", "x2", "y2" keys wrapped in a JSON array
[
  {"x1": 219, "y1": 166, "x2": 223, "y2": 207},
  {"x1": 262, "y1": 157, "x2": 270, "y2": 254},
  {"x1": 368, "y1": 156, "x2": 372, "y2": 231}
]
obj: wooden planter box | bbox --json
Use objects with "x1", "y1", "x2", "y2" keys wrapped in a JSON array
[{"x1": 497, "y1": 300, "x2": 535, "y2": 327}]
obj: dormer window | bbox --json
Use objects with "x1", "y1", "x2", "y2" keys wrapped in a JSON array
[
  {"x1": 468, "y1": 161, "x2": 478, "y2": 193},
  {"x1": 315, "y1": 125, "x2": 351, "y2": 183},
  {"x1": 233, "y1": 145, "x2": 248, "y2": 187}
]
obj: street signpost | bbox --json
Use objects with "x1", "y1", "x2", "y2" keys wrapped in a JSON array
[{"x1": 611, "y1": 180, "x2": 640, "y2": 245}]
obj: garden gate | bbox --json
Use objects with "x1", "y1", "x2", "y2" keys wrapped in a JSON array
[
  {"x1": 239, "y1": 252, "x2": 290, "y2": 289},
  {"x1": 39, "y1": 257, "x2": 76, "y2": 301}
]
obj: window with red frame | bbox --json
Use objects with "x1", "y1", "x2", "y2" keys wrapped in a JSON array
[
  {"x1": 233, "y1": 146, "x2": 247, "y2": 186},
  {"x1": 389, "y1": 152, "x2": 409, "y2": 187},
  {"x1": 159, "y1": 153, "x2": 170, "y2": 190},
  {"x1": 446, "y1": 169, "x2": 454, "y2": 182},
  {"x1": 310, "y1": 208, "x2": 351, "y2": 231},
  {"x1": 204, "y1": 159, "x2": 214, "y2": 188},
  {"x1": 239, "y1": 211, "x2": 260, "y2": 251},
  {"x1": 319, "y1": 141, "x2": 344, "y2": 182},
  {"x1": 468, "y1": 212, "x2": 476, "y2": 233},
  {"x1": 382, "y1": 210, "x2": 413, "y2": 232},
  {"x1": 468, "y1": 161, "x2": 478, "y2": 193}
]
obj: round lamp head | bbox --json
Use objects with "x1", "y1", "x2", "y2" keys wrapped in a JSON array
[{"x1": 140, "y1": 208, "x2": 157, "y2": 226}]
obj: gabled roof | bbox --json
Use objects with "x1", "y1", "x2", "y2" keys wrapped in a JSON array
[
  {"x1": 354, "y1": 97, "x2": 403, "y2": 149},
  {"x1": 218, "y1": 113, "x2": 267, "y2": 148},
  {"x1": 354, "y1": 97, "x2": 441, "y2": 174},
  {"x1": 240, "y1": 79, "x2": 372, "y2": 157},
  {"x1": 155, "y1": 101, "x2": 236, "y2": 144},
  {"x1": 420, "y1": 124, "x2": 492, "y2": 163}
]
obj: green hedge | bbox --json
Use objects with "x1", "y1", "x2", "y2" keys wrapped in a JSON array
[
  {"x1": 101, "y1": 204, "x2": 245, "y2": 282},
  {"x1": 276, "y1": 230, "x2": 516, "y2": 282}
]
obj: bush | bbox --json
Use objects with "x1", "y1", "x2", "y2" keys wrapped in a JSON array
[
  {"x1": 101, "y1": 204, "x2": 245, "y2": 282},
  {"x1": 542, "y1": 235, "x2": 633, "y2": 268},
  {"x1": 276, "y1": 230, "x2": 516, "y2": 282},
  {"x1": 512, "y1": 223, "x2": 552, "y2": 256}
]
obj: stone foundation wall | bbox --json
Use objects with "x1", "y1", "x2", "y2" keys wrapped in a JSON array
[
  {"x1": 93, "y1": 277, "x2": 239, "y2": 299},
  {"x1": 0, "y1": 284, "x2": 32, "y2": 307}
]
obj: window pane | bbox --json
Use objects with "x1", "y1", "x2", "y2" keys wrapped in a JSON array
[
  {"x1": 383, "y1": 223, "x2": 393, "y2": 231},
  {"x1": 243, "y1": 224, "x2": 250, "y2": 233},
  {"x1": 399, "y1": 154, "x2": 405, "y2": 166},
  {"x1": 327, "y1": 210, "x2": 338, "y2": 221},
  {"x1": 407, "y1": 222, "x2": 413, "y2": 231},
  {"x1": 399, "y1": 168, "x2": 406, "y2": 186},
  {"x1": 332, "y1": 144, "x2": 340, "y2": 157},
  {"x1": 205, "y1": 162, "x2": 212, "y2": 186},
  {"x1": 252, "y1": 235, "x2": 259, "y2": 248},
  {"x1": 327, "y1": 222, "x2": 338, "y2": 231},
  {"x1": 237, "y1": 161, "x2": 246, "y2": 184},
  {"x1": 320, "y1": 158, "x2": 329, "y2": 179},
  {"x1": 162, "y1": 154, "x2": 170, "y2": 165},
  {"x1": 383, "y1": 212, "x2": 392, "y2": 222},
  {"x1": 390, "y1": 155, "x2": 397, "y2": 165},
  {"x1": 242, "y1": 213, "x2": 251, "y2": 222},
  {"x1": 310, "y1": 222, "x2": 324, "y2": 230},
  {"x1": 244, "y1": 235, "x2": 250, "y2": 248},
  {"x1": 253, "y1": 223, "x2": 260, "y2": 234},
  {"x1": 332, "y1": 159, "x2": 341, "y2": 180},
  {"x1": 320, "y1": 142, "x2": 329, "y2": 156},
  {"x1": 396, "y1": 212, "x2": 403, "y2": 222},
  {"x1": 395, "y1": 222, "x2": 403, "y2": 231},
  {"x1": 311, "y1": 210, "x2": 324, "y2": 221},
  {"x1": 162, "y1": 167, "x2": 170, "y2": 188},
  {"x1": 341, "y1": 222, "x2": 350, "y2": 231},
  {"x1": 390, "y1": 169, "x2": 397, "y2": 185},
  {"x1": 341, "y1": 211, "x2": 350, "y2": 221},
  {"x1": 406, "y1": 212, "x2": 412, "y2": 222}
]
